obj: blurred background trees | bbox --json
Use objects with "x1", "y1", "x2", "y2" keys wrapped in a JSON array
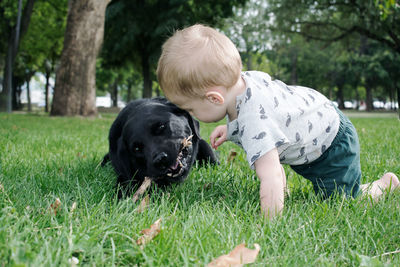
[{"x1": 0, "y1": 0, "x2": 399, "y2": 116}]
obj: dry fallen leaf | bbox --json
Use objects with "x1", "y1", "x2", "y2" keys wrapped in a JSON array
[
  {"x1": 228, "y1": 149, "x2": 238, "y2": 162},
  {"x1": 132, "y1": 177, "x2": 152, "y2": 203},
  {"x1": 49, "y1": 198, "x2": 61, "y2": 215},
  {"x1": 0, "y1": 183, "x2": 4, "y2": 192},
  {"x1": 70, "y1": 202, "x2": 77, "y2": 213},
  {"x1": 76, "y1": 152, "x2": 87, "y2": 158},
  {"x1": 136, "y1": 218, "x2": 162, "y2": 247},
  {"x1": 136, "y1": 194, "x2": 149, "y2": 213},
  {"x1": 68, "y1": 256, "x2": 79, "y2": 267},
  {"x1": 207, "y1": 243, "x2": 261, "y2": 267}
]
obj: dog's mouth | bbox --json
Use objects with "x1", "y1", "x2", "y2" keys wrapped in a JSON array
[{"x1": 166, "y1": 135, "x2": 193, "y2": 178}]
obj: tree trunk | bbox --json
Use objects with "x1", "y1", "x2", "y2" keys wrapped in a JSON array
[
  {"x1": 15, "y1": 84, "x2": 22, "y2": 110},
  {"x1": 0, "y1": 43, "x2": 13, "y2": 112},
  {"x1": 27, "y1": 79, "x2": 31, "y2": 112},
  {"x1": 246, "y1": 51, "x2": 253, "y2": 71},
  {"x1": 397, "y1": 86, "x2": 400, "y2": 119},
  {"x1": 111, "y1": 76, "x2": 119, "y2": 107},
  {"x1": 51, "y1": 0, "x2": 111, "y2": 116},
  {"x1": 389, "y1": 87, "x2": 394, "y2": 110},
  {"x1": 141, "y1": 52, "x2": 152, "y2": 98},
  {"x1": 337, "y1": 85, "x2": 345, "y2": 110},
  {"x1": 355, "y1": 87, "x2": 360, "y2": 110},
  {"x1": 45, "y1": 70, "x2": 51, "y2": 113},
  {"x1": 127, "y1": 80, "x2": 132, "y2": 103},
  {"x1": 366, "y1": 86, "x2": 373, "y2": 112}
]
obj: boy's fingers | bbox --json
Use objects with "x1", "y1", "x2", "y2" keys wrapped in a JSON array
[
  {"x1": 211, "y1": 135, "x2": 226, "y2": 149},
  {"x1": 214, "y1": 138, "x2": 225, "y2": 148},
  {"x1": 210, "y1": 125, "x2": 227, "y2": 149}
]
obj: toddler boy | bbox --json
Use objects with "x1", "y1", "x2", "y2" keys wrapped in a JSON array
[{"x1": 157, "y1": 24, "x2": 399, "y2": 218}]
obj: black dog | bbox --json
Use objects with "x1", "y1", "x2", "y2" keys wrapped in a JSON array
[{"x1": 102, "y1": 97, "x2": 218, "y2": 196}]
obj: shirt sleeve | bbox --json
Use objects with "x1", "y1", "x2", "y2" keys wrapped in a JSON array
[{"x1": 237, "y1": 94, "x2": 290, "y2": 169}]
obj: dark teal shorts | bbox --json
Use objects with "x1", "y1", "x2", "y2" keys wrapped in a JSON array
[{"x1": 290, "y1": 108, "x2": 361, "y2": 198}]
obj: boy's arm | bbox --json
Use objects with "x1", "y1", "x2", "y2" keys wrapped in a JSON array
[{"x1": 254, "y1": 148, "x2": 286, "y2": 219}]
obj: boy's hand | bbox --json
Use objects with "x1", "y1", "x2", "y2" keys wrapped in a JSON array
[{"x1": 210, "y1": 125, "x2": 227, "y2": 149}]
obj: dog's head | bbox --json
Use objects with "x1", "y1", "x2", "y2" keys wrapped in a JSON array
[{"x1": 120, "y1": 100, "x2": 200, "y2": 185}]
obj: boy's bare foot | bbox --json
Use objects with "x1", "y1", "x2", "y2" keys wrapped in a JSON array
[
  {"x1": 379, "y1": 172, "x2": 399, "y2": 192},
  {"x1": 361, "y1": 172, "x2": 399, "y2": 200}
]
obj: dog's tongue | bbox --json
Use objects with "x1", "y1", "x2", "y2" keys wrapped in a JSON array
[{"x1": 170, "y1": 160, "x2": 179, "y2": 170}]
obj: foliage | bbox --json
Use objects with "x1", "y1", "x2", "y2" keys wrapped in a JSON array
[
  {"x1": 17, "y1": 0, "x2": 67, "y2": 71},
  {"x1": 96, "y1": 60, "x2": 143, "y2": 102},
  {"x1": 14, "y1": 0, "x2": 67, "y2": 80},
  {"x1": 0, "y1": 0, "x2": 18, "y2": 58},
  {"x1": 1, "y1": 0, "x2": 399, "y2": 114},
  {"x1": 0, "y1": 0, "x2": 67, "y2": 110},
  {"x1": 0, "y1": 113, "x2": 399, "y2": 265},
  {"x1": 221, "y1": 0, "x2": 399, "y2": 112},
  {"x1": 222, "y1": 0, "x2": 271, "y2": 70},
  {"x1": 267, "y1": 0, "x2": 400, "y2": 54},
  {"x1": 102, "y1": 0, "x2": 247, "y2": 97}
]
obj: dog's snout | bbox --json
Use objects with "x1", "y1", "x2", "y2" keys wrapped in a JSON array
[{"x1": 153, "y1": 152, "x2": 169, "y2": 169}]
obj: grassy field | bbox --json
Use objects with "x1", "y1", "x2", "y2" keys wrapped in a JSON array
[{"x1": 0, "y1": 112, "x2": 399, "y2": 266}]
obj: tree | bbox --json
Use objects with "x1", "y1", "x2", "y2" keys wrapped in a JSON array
[
  {"x1": 223, "y1": 0, "x2": 271, "y2": 71},
  {"x1": 267, "y1": 0, "x2": 400, "y2": 55},
  {"x1": 96, "y1": 61, "x2": 142, "y2": 106},
  {"x1": 102, "y1": 0, "x2": 246, "y2": 98},
  {"x1": 0, "y1": 0, "x2": 36, "y2": 112},
  {"x1": 15, "y1": 0, "x2": 68, "y2": 112},
  {"x1": 51, "y1": 0, "x2": 111, "y2": 116}
]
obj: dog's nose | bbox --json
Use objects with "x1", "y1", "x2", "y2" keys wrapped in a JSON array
[{"x1": 153, "y1": 152, "x2": 169, "y2": 169}]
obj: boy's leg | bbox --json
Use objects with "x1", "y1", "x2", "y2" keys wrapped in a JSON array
[
  {"x1": 290, "y1": 109, "x2": 361, "y2": 199},
  {"x1": 360, "y1": 172, "x2": 399, "y2": 200}
]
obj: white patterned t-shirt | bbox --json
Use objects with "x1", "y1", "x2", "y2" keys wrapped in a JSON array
[{"x1": 227, "y1": 71, "x2": 340, "y2": 168}]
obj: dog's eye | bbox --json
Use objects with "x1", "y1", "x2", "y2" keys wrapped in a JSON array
[
  {"x1": 132, "y1": 143, "x2": 144, "y2": 153},
  {"x1": 152, "y1": 122, "x2": 167, "y2": 134},
  {"x1": 158, "y1": 123, "x2": 166, "y2": 130}
]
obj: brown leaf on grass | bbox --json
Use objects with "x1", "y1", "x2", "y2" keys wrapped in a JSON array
[
  {"x1": 49, "y1": 198, "x2": 61, "y2": 215},
  {"x1": 136, "y1": 218, "x2": 162, "y2": 247},
  {"x1": 132, "y1": 177, "x2": 152, "y2": 203},
  {"x1": 0, "y1": 183, "x2": 4, "y2": 192},
  {"x1": 207, "y1": 243, "x2": 261, "y2": 267},
  {"x1": 228, "y1": 149, "x2": 237, "y2": 162},
  {"x1": 76, "y1": 152, "x2": 86, "y2": 158},
  {"x1": 136, "y1": 194, "x2": 149, "y2": 213}
]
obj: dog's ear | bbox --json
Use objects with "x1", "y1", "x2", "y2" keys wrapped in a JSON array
[
  {"x1": 164, "y1": 99, "x2": 201, "y2": 139},
  {"x1": 186, "y1": 114, "x2": 201, "y2": 139},
  {"x1": 112, "y1": 136, "x2": 133, "y2": 186},
  {"x1": 107, "y1": 108, "x2": 134, "y2": 188},
  {"x1": 196, "y1": 139, "x2": 219, "y2": 165}
]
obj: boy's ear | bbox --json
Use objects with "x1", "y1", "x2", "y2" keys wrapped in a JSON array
[{"x1": 205, "y1": 91, "x2": 225, "y2": 104}]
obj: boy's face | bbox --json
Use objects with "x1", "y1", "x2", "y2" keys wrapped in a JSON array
[{"x1": 167, "y1": 91, "x2": 227, "y2": 123}]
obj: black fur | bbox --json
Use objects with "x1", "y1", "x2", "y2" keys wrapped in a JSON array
[{"x1": 102, "y1": 97, "x2": 218, "y2": 197}]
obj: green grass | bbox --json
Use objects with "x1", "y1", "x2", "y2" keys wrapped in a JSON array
[{"x1": 0, "y1": 112, "x2": 399, "y2": 266}]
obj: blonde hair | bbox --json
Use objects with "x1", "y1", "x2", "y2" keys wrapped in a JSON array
[{"x1": 157, "y1": 24, "x2": 242, "y2": 97}]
